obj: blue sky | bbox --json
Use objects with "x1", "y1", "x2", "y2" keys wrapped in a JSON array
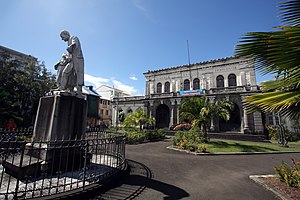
[{"x1": 1, "y1": 0, "x2": 281, "y2": 96}]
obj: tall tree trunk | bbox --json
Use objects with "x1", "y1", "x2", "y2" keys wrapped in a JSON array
[{"x1": 203, "y1": 124, "x2": 208, "y2": 143}]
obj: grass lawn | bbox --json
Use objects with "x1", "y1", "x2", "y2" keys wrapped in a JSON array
[{"x1": 206, "y1": 139, "x2": 300, "y2": 153}]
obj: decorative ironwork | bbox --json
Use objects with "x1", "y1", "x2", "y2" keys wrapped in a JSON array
[{"x1": 0, "y1": 129, "x2": 125, "y2": 199}]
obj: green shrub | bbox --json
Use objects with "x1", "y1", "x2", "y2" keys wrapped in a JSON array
[
  {"x1": 125, "y1": 129, "x2": 165, "y2": 144},
  {"x1": 125, "y1": 131, "x2": 145, "y2": 144},
  {"x1": 155, "y1": 129, "x2": 166, "y2": 139},
  {"x1": 173, "y1": 129, "x2": 206, "y2": 152},
  {"x1": 285, "y1": 130, "x2": 300, "y2": 142},
  {"x1": 267, "y1": 126, "x2": 300, "y2": 142},
  {"x1": 266, "y1": 126, "x2": 278, "y2": 140},
  {"x1": 274, "y1": 158, "x2": 300, "y2": 188},
  {"x1": 197, "y1": 144, "x2": 207, "y2": 153}
]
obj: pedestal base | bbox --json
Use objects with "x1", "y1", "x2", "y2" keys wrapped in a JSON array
[
  {"x1": 3, "y1": 142, "x2": 91, "y2": 179},
  {"x1": 2, "y1": 93, "x2": 89, "y2": 179},
  {"x1": 33, "y1": 94, "x2": 87, "y2": 141}
]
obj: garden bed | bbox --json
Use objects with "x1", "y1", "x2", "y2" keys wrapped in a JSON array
[{"x1": 250, "y1": 175, "x2": 300, "y2": 200}]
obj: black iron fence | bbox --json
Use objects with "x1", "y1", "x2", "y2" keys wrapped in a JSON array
[{"x1": 0, "y1": 129, "x2": 126, "y2": 199}]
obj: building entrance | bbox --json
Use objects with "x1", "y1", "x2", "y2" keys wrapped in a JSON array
[
  {"x1": 155, "y1": 104, "x2": 170, "y2": 128},
  {"x1": 219, "y1": 103, "x2": 241, "y2": 132}
]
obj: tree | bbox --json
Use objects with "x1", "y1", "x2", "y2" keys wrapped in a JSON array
[
  {"x1": 0, "y1": 54, "x2": 56, "y2": 127},
  {"x1": 118, "y1": 111, "x2": 125, "y2": 123},
  {"x1": 235, "y1": 0, "x2": 300, "y2": 120},
  {"x1": 179, "y1": 96, "x2": 234, "y2": 142},
  {"x1": 0, "y1": 89, "x2": 21, "y2": 125},
  {"x1": 122, "y1": 109, "x2": 155, "y2": 131}
]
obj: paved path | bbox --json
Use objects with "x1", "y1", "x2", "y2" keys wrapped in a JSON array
[{"x1": 97, "y1": 139, "x2": 300, "y2": 199}]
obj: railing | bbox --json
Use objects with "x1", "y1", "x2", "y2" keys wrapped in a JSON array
[
  {"x1": 113, "y1": 95, "x2": 145, "y2": 102},
  {"x1": 0, "y1": 129, "x2": 126, "y2": 199},
  {"x1": 208, "y1": 85, "x2": 259, "y2": 94},
  {"x1": 149, "y1": 92, "x2": 178, "y2": 98}
]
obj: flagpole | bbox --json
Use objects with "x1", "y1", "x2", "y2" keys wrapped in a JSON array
[{"x1": 187, "y1": 40, "x2": 191, "y2": 65}]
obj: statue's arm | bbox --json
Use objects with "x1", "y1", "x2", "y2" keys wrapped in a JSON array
[
  {"x1": 54, "y1": 62, "x2": 60, "y2": 70},
  {"x1": 67, "y1": 36, "x2": 77, "y2": 54}
]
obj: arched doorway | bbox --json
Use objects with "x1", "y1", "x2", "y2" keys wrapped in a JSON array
[
  {"x1": 219, "y1": 103, "x2": 241, "y2": 132},
  {"x1": 156, "y1": 104, "x2": 170, "y2": 128}
]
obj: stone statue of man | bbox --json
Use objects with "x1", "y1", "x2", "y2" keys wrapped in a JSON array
[{"x1": 59, "y1": 30, "x2": 84, "y2": 93}]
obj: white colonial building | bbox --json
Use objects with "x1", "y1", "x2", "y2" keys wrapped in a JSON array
[{"x1": 112, "y1": 56, "x2": 265, "y2": 134}]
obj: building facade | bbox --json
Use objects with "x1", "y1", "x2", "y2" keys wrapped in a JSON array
[
  {"x1": 99, "y1": 98, "x2": 112, "y2": 127},
  {"x1": 112, "y1": 56, "x2": 265, "y2": 134},
  {"x1": 96, "y1": 85, "x2": 132, "y2": 128},
  {"x1": 82, "y1": 86, "x2": 100, "y2": 128},
  {"x1": 96, "y1": 85, "x2": 131, "y2": 100}
]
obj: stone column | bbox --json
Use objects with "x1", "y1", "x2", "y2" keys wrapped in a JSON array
[
  {"x1": 243, "y1": 108, "x2": 250, "y2": 133},
  {"x1": 145, "y1": 80, "x2": 149, "y2": 96},
  {"x1": 253, "y1": 111, "x2": 264, "y2": 134},
  {"x1": 112, "y1": 105, "x2": 117, "y2": 127},
  {"x1": 149, "y1": 82, "x2": 154, "y2": 94},
  {"x1": 208, "y1": 96, "x2": 215, "y2": 131},
  {"x1": 149, "y1": 100, "x2": 154, "y2": 117},
  {"x1": 241, "y1": 96, "x2": 250, "y2": 134},
  {"x1": 175, "y1": 80, "x2": 180, "y2": 92},
  {"x1": 202, "y1": 76, "x2": 206, "y2": 89},
  {"x1": 240, "y1": 71, "x2": 246, "y2": 86},
  {"x1": 170, "y1": 99, "x2": 176, "y2": 127},
  {"x1": 224, "y1": 78, "x2": 228, "y2": 88},
  {"x1": 176, "y1": 99, "x2": 181, "y2": 124}
]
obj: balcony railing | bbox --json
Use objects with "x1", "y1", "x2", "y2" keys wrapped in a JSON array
[{"x1": 111, "y1": 85, "x2": 260, "y2": 102}]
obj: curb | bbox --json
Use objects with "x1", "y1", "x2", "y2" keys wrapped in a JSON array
[
  {"x1": 166, "y1": 146, "x2": 300, "y2": 156},
  {"x1": 249, "y1": 175, "x2": 290, "y2": 200}
]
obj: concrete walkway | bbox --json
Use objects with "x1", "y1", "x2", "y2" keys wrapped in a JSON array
[{"x1": 96, "y1": 139, "x2": 300, "y2": 199}]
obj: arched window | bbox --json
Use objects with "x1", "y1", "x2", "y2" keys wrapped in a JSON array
[
  {"x1": 216, "y1": 75, "x2": 224, "y2": 88},
  {"x1": 184, "y1": 79, "x2": 190, "y2": 90},
  {"x1": 157, "y1": 82, "x2": 162, "y2": 93},
  {"x1": 228, "y1": 74, "x2": 237, "y2": 87},
  {"x1": 164, "y1": 82, "x2": 170, "y2": 93},
  {"x1": 193, "y1": 78, "x2": 200, "y2": 90}
]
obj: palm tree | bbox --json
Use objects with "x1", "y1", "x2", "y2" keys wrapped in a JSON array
[
  {"x1": 179, "y1": 96, "x2": 234, "y2": 142},
  {"x1": 235, "y1": 0, "x2": 300, "y2": 119},
  {"x1": 122, "y1": 109, "x2": 155, "y2": 131}
]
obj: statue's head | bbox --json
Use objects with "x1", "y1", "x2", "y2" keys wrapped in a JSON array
[{"x1": 60, "y1": 30, "x2": 70, "y2": 41}]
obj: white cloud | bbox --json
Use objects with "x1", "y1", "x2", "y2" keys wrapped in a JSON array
[
  {"x1": 84, "y1": 74, "x2": 138, "y2": 95},
  {"x1": 112, "y1": 80, "x2": 137, "y2": 95},
  {"x1": 129, "y1": 74, "x2": 138, "y2": 81},
  {"x1": 133, "y1": 0, "x2": 147, "y2": 12},
  {"x1": 132, "y1": 0, "x2": 157, "y2": 23},
  {"x1": 84, "y1": 74, "x2": 110, "y2": 89}
]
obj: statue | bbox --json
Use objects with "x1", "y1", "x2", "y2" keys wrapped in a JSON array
[
  {"x1": 54, "y1": 53, "x2": 77, "y2": 91},
  {"x1": 54, "y1": 30, "x2": 84, "y2": 93}
]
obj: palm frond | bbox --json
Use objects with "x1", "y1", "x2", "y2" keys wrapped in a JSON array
[
  {"x1": 244, "y1": 90, "x2": 300, "y2": 119},
  {"x1": 235, "y1": 27, "x2": 300, "y2": 75},
  {"x1": 280, "y1": 0, "x2": 300, "y2": 26}
]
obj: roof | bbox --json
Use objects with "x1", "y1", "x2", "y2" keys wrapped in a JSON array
[
  {"x1": 82, "y1": 86, "x2": 100, "y2": 97},
  {"x1": 0, "y1": 45, "x2": 37, "y2": 61},
  {"x1": 143, "y1": 56, "x2": 250, "y2": 75}
]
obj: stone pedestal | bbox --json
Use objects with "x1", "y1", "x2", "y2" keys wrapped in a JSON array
[
  {"x1": 33, "y1": 94, "x2": 87, "y2": 141},
  {"x1": 3, "y1": 93, "x2": 89, "y2": 179}
]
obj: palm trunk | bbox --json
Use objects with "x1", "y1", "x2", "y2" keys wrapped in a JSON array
[{"x1": 203, "y1": 124, "x2": 208, "y2": 143}]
